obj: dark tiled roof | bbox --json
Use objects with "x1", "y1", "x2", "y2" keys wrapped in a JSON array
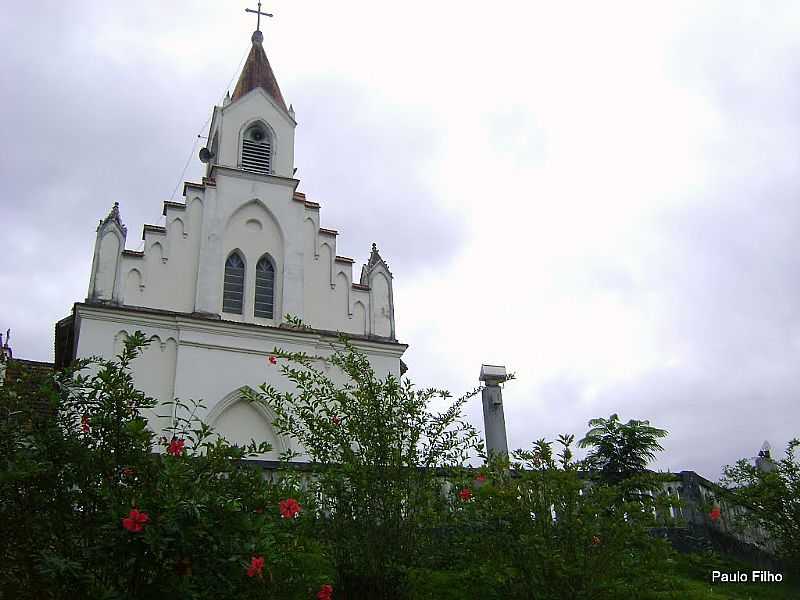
[{"x1": 231, "y1": 35, "x2": 287, "y2": 112}]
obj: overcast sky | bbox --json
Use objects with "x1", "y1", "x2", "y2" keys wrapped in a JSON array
[{"x1": 3, "y1": 1, "x2": 800, "y2": 479}]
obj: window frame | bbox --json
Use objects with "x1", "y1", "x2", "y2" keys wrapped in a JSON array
[
  {"x1": 254, "y1": 253, "x2": 276, "y2": 320},
  {"x1": 222, "y1": 251, "x2": 246, "y2": 315}
]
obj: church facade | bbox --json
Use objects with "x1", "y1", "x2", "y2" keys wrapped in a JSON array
[{"x1": 55, "y1": 28, "x2": 406, "y2": 459}]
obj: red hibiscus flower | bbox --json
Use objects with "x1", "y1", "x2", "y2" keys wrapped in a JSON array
[
  {"x1": 710, "y1": 506, "x2": 721, "y2": 522},
  {"x1": 591, "y1": 535, "x2": 601, "y2": 546},
  {"x1": 81, "y1": 414, "x2": 90, "y2": 433},
  {"x1": 268, "y1": 355, "x2": 277, "y2": 365},
  {"x1": 122, "y1": 508, "x2": 149, "y2": 533},
  {"x1": 458, "y1": 488, "x2": 473, "y2": 501},
  {"x1": 279, "y1": 498, "x2": 301, "y2": 519},
  {"x1": 167, "y1": 437, "x2": 185, "y2": 456},
  {"x1": 475, "y1": 473, "x2": 487, "y2": 483},
  {"x1": 247, "y1": 555, "x2": 265, "y2": 578},
  {"x1": 317, "y1": 584, "x2": 334, "y2": 600}
]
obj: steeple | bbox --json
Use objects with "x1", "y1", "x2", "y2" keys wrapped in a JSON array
[{"x1": 231, "y1": 30, "x2": 287, "y2": 112}]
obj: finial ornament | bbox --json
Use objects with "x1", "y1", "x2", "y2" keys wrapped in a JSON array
[
  {"x1": 245, "y1": 1, "x2": 273, "y2": 35},
  {"x1": 98, "y1": 201, "x2": 127, "y2": 234}
]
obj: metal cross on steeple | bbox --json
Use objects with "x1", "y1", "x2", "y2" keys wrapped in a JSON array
[{"x1": 245, "y1": 1, "x2": 273, "y2": 32}]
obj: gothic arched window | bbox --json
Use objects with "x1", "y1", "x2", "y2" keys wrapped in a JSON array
[
  {"x1": 241, "y1": 123, "x2": 272, "y2": 175},
  {"x1": 254, "y1": 255, "x2": 275, "y2": 319},
  {"x1": 223, "y1": 252, "x2": 245, "y2": 314}
]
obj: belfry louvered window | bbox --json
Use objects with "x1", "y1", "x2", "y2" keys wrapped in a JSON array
[
  {"x1": 241, "y1": 123, "x2": 272, "y2": 175},
  {"x1": 254, "y1": 255, "x2": 275, "y2": 319},
  {"x1": 223, "y1": 252, "x2": 245, "y2": 314}
]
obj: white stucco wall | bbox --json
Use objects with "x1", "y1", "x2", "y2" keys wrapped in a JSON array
[
  {"x1": 74, "y1": 304, "x2": 406, "y2": 459},
  {"x1": 89, "y1": 87, "x2": 395, "y2": 340}
]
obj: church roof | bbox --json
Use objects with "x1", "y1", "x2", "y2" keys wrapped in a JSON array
[{"x1": 231, "y1": 31, "x2": 287, "y2": 112}]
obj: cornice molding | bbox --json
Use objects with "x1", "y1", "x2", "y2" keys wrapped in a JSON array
[
  {"x1": 210, "y1": 165, "x2": 300, "y2": 190},
  {"x1": 74, "y1": 303, "x2": 407, "y2": 356}
]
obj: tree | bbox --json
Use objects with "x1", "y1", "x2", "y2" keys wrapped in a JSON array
[
  {"x1": 419, "y1": 436, "x2": 675, "y2": 600},
  {"x1": 578, "y1": 413, "x2": 668, "y2": 483},
  {"x1": 721, "y1": 438, "x2": 800, "y2": 573},
  {"x1": 0, "y1": 332, "x2": 332, "y2": 599},
  {"x1": 244, "y1": 335, "x2": 483, "y2": 599}
]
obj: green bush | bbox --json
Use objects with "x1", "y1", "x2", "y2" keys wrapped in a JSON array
[
  {"x1": 2, "y1": 330, "x2": 793, "y2": 599},
  {"x1": 0, "y1": 333, "x2": 332, "y2": 599}
]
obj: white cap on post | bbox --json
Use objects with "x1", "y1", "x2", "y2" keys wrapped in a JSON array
[{"x1": 479, "y1": 364, "x2": 509, "y2": 457}]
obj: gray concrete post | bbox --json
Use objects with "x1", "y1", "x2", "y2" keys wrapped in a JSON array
[{"x1": 480, "y1": 364, "x2": 509, "y2": 458}]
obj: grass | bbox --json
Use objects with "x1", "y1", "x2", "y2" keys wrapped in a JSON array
[
  {"x1": 642, "y1": 552, "x2": 798, "y2": 600},
  {"x1": 408, "y1": 552, "x2": 798, "y2": 599}
]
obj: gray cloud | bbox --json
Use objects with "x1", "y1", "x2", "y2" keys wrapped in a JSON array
[
  {"x1": 0, "y1": 2, "x2": 465, "y2": 362},
  {"x1": 293, "y1": 78, "x2": 466, "y2": 271},
  {"x1": 2, "y1": 2, "x2": 799, "y2": 484}
]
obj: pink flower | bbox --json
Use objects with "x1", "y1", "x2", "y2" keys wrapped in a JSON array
[
  {"x1": 458, "y1": 488, "x2": 473, "y2": 502},
  {"x1": 247, "y1": 555, "x2": 265, "y2": 578},
  {"x1": 475, "y1": 473, "x2": 487, "y2": 483},
  {"x1": 122, "y1": 508, "x2": 149, "y2": 533},
  {"x1": 167, "y1": 437, "x2": 185, "y2": 456},
  {"x1": 279, "y1": 498, "x2": 301, "y2": 519},
  {"x1": 268, "y1": 355, "x2": 277, "y2": 365},
  {"x1": 331, "y1": 415, "x2": 341, "y2": 426},
  {"x1": 81, "y1": 414, "x2": 90, "y2": 433},
  {"x1": 317, "y1": 584, "x2": 334, "y2": 600},
  {"x1": 710, "y1": 506, "x2": 721, "y2": 522}
]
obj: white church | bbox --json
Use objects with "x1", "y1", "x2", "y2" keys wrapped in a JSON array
[{"x1": 53, "y1": 24, "x2": 407, "y2": 458}]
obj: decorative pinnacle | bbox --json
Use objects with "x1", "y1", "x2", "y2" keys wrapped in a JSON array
[{"x1": 99, "y1": 201, "x2": 127, "y2": 234}]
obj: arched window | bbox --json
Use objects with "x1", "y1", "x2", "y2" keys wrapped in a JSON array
[
  {"x1": 223, "y1": 252, "x2": 245, "y2": 314},
  {"x1": 241, "y1": 123, "x2": 272, "y2": 175},
  {"x1": 254, "y1": 255, "x2": 275, "y2": 319}
]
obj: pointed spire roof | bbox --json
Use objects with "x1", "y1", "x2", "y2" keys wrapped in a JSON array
[{"x1": 231, "y1": 31, "x2": 287, "y2": 112}]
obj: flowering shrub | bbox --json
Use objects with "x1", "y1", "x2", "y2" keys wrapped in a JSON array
[
  {"x1": 244, "y1": 335, "x2": 483, "y2": 599},
  {"x1": 2, "y1": 328, "x2": 785, "y2": 598},
  {"x1": 709, "y1": 505, "x2": 721, "y2": 523},
  {"x1": 279, "y1": 498, "x2": 302, "y2": 519},
  {"x1": 166, "y1": 436, "x2": 185, "y2": 456},
  {"x1": 0, "y1": 332, "x2": 333, "y2": 599},
  {"x1": 428, "y1": 437, "x2": 677, "y2": 599},
  {"x1": 247, "y1": 555, "x2": 265, "y2": 578},
  {"x1": 121, "y1": 508, "x2": 150, "y2": 533}
]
